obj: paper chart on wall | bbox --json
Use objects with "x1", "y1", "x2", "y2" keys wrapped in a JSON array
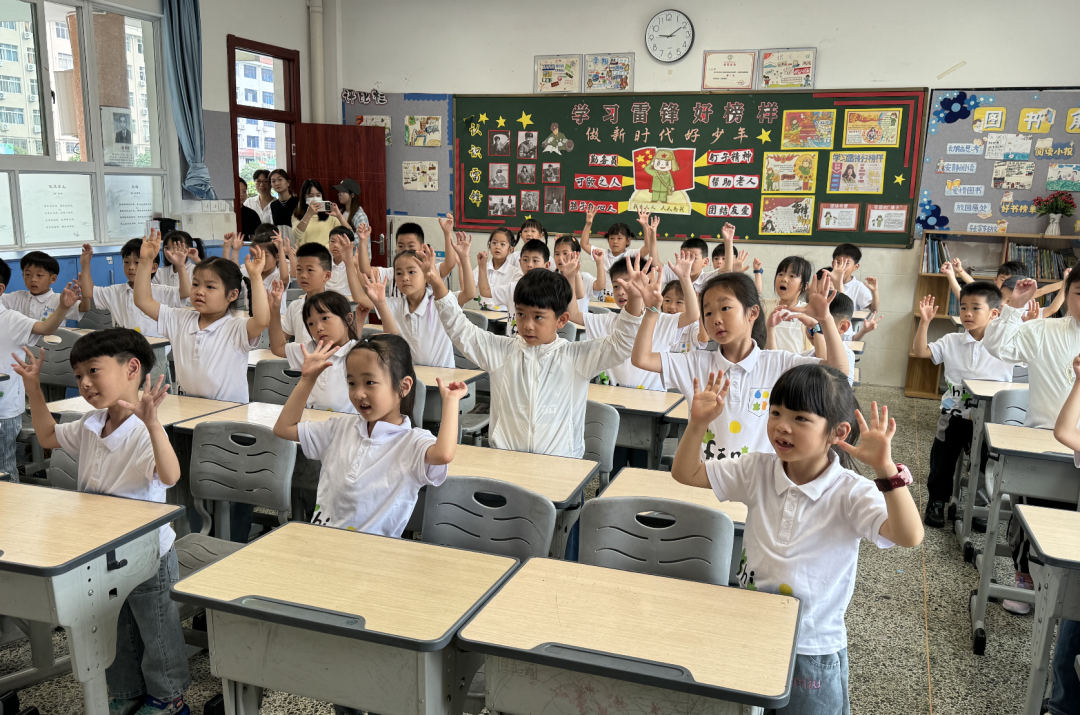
[
  {"x1": 402, "y1": 161, "x2": 438, "y2": 191},
  {"x1": 991, "y1": 160, "x2": 1034, "y2": 190},
  {"x1": 817, "y1": 202, "x2": 859, "y2": 231},
  {"x1": 865, "y1": 204, "x2": 909, "y2": 232},
  {"x1": 1046, "y1": 163, "x2": 1080, "y2": 191},
  {"x1": 760, "y1": 49, "x2": 815, "y2": 89},
  {"x1": 404, "y1": 116, "x2": 442, "y2": 146},
  {"x1": 357, "y1": 115, "x2": 392, "y2": 145},
  {"x1": 759, "y1": 195, "x2": 814, "y2": 235},
  {"x1": 761, "y1": 152, "x2": 818, "y2": 193},
  {"x1": 779, "y1": 110, "x2": 835, "y2": 149},
  {"x1": 827, "y1": 152, "x2": 885, "y2": 194},
  {"x1": 983, "y1": 133, "x2": 1032, "y2": 161},
  {"x1": 843, "y1": 109, "x2": 902, "y2": 148}
]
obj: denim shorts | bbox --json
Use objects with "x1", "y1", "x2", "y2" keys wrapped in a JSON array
[{"x1": 770, "y1": 648, "x2": 849, "y2": 715}]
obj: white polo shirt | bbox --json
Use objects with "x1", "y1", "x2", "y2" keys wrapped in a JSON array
[
  {"x1": 151, "y1": 262, "x2": 196, "y2": 289},
  {"x1": 280, "y1": 295, "x2": 309, "y2": 339},
  {"x1": 576, "y1": 270, "x2": 597, "y2": 314},
  {"x1": 240, "y1": 265, "x2": 281, "y2": 294},
  {"x1": 473, "y1": 260, "x2": 523, "y2": 311},
  {"x1": 55, "y1": 410, "x2": 174, "y2": 556},
  {"x1": 0, "y1": 306, "x2": 38, "y2": 419},
  {"x1": 94, "y1": 283, "x2": 183, "y2": 338},
  {"x1": 598, "y1": 247, "x2": 640, "y2": 294},
  {"x1": 157, "y1": 305, "x2": 259, "y2": 404},
  {"x1": 764, "y1": 299, "x2": 809, "y2": 353},
  {"x1": 298, "y1": 415, "x2": 447, "y2": 537},
  {"x1": 325, "y1": 260, "x2": 352, "y2": 298},
  {"x1": 285, "y1": 339, "x2": 357, "y2": 413},
  {"x1": 377, "y1": 261, "x2": 445, "y2": 301},
  {"x1": 1, "y1": 289, "x2": 84, "y2": 323},
  {"x1": 843, "y1": 277, "x2": 872, "y2": 311},
  {"x1": 376, "y1": 288, "x2": 454, "y2": 368},
  {"x1": 661, "y1": 346, "x2": 820, "y2": 459},
  {"x1": 660, "y1": 266, "x2": 710, "y2": 294},
  {"x1": 584, "y1": 311, "x2": 686, "y2": 391},
  {"x1": 707, "y1": 452, "x2": 892, "y2": 655},
  {"x1": 929, "y1": 331, "x2": 1016, "y2": 420}
]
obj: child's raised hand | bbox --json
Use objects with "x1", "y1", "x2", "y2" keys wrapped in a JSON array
[
  {"x1": 767, "y1": 305, "x2": 787, "y2": 329},
  {"x1": 732, "y1": 248, "x2": 749, "y2": 273},
  {"x1": 11, "y1": 346, "x2": 43, "y2": 385},
  {"x1": 299, "y1": 340, "x2": 338, "y2": 378},
  {"x1": 721, "y1": 222, "x2": 736, "y2": 242},
  {"x1": 951, "y1": 257, "x2": 964, "y2": 273},
  {"x1": 648, "y1": 215, "x2": 660, "y2": 233},
  {"x1": 361, "y1": 271, "x2": 388, "y2": 305},
  {"x1": 80, "y1": 243, "x2": 93, "y2": 268},
  {"x1": 690, "y1": 372, "x2": 730, "y2": 426},
  {"x1": 1009, "y1": 278, "x2": 1038, "y2": 309},
  {"x1": 638, "y1": 267, "x2": 663, "y2": 310},
  {"x1": 586, "y1": 204, "x2": 599, "y2": 225},
  {"x1": 437, "y1": 377, "x2": 468, "y2": 402},
  {"x1": 803, "y1": 271, "x2": 837, "y2": 322},
  {"x1": 753, "y1": 256, "x2": 763, "y2": 272},
  {"x1": 438, "y1": 213, "x2": 455, "y2": 235},
  {"x1": 244, "y1": 244, "x2": 266, "y2": 275},
  {"x1": 827, "y1": 262, "x2": 845, "y2": 289},
  {"x1": 918, "y1": 295, "x2": 936, "y2": 322},
  {"x1": 118, "y1": 375, "x2": 170, "y2": 427},
  {"x1": 419, "y1": 244, "x2": 439, "y2": 278},
  {"x1": 164, "y1": 243, "x2": 186, "y2": 268},
  {"x1": 59, "y1": 282, "x2": 81, "y2": 309},
  {"x1": 590, "y1": 246, "x2": 605, "y2": 263},
  {"x1": 268, "y1": 279, "x2": 284, "y2": 310},
  {"x1": 140, "y1": 233, "x2": 161, "y2": 261},
  {"x1": 837, "y1": 401, "x2": 896, "y2": 472},
  {"x1": 561, "y1": 253, "x2": 581, "y2": 278},
  {"x1": 940, "y1": 261, "x2": 954, "y2": 277},
  {"x1": 356, "y1": 223, "x2": 372, "y2": 243},
  {"x1": 633, "y1": 208, "x2": 647, "y2": 227},
  {"x1": 477, "y1": 251, "x2": 489, "y2": 265},
  {"x1": 1023, "y1": 299, "x2": 1041, "y2": 322},
  {"x1": 187, "y1": 246, "x2": 201, "y2": 263},
  {"x1": 669, "y1": 250, "x2": 694, "y2": 280},
  {"x1": 865, "y1": 276, "x2": 878, "y2": 292},
  {"x1": 452, "y1": 231, "x2": 472, "y2": 259},
  {"x1": 1072, "y1": 353, "x2": 1080, "y2": 380},
  {"x1": 862, "y1": 311, "x2": 880, "y2": 332}
]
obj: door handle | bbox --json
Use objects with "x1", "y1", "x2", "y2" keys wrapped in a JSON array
[{"x1": 374, "y1": 233, "x2": 386, "y2": 257}]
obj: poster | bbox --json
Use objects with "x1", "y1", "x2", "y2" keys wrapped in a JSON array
[
  {"x1": 843, "y1": 109, "x2": 902, "y2": 148},
  {"x1": 18, "y1": 173, "x2": 94, "y2": 243},
  {"x1": 534, "y1": 54, "x2": 581, "y2": 93},
  {"x1": 761, "y1": 152, "x2": 818, "y2": 193},
  {"x1": 488, "y1": 195, "x2": 516, "y2": 216},
  {"x1": 984, "y1": 133, "x2": 1032, "y2": 161},
  {"x1": 488, "y1": 163, "x2": 509, "y2": 189},
  {"x1": 520, "y1": 190, "x2": 540, "y2": 212},
  {"x1": 701, "y1": 50, "x2": 756, "y2": 90},
  {"x1": 584, "y1": 53, "x2": 634, "y2": 92},
  {"x1": 102, "y1": 107, "x2": 135, "y2": 167},
  {"x1": 972, "y1": 107, "x2": 1006, "y2": 132},
  {"x1": 780, "y1": 110, "x2": 835, "y2": 149},
  {"x1": 991, "y1": 161, "x2": 1035, "y2": 190},
  {"x1": 760, "y1": 48, "x2": 815, "y2": 89},
  {"x1": 628, "y1": 147, "x2": 696, "y2": 215},
  {"x1": 356, "y1": 115, "x2": 391, "y2": 145},
  {"x1": 827, "y1": 151, "x2": 886, "y2": 194},
  {"x1": 865, "y1": 204, "x2": 909, "y2": 232},
  {"x1": 817, "y1": 202, "x2": 859, "y2": 231},
  {"x1": 517, "y1": 131, "x2": 538, "y2": 159},
  {"x1": 760, "y1": 196, "x2": 814, "y2": 235},
  {"x1": 1046, "y1": 163, "x2": 1080, "y2": 191},
  {"x1": 403, "y1": 115, "x2": 441, "y2": 146},
  {"x1": 1034, "y1": 138, "x2": 1075, "y2": 159},
  {"x1": 402, "y1": 161, "x2": 438, "y2": 191},
  {"x1": 104, "y1": 175, "x2": 156, "y2": 240},
  {"x1": 544, "y1": 186, "x2": 565, "y2": 214}
]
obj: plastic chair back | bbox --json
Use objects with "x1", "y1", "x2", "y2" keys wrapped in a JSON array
[
  {"x1": 557, "y1": 322, "x2": 577, "y2": 342},
  {"x1": 252, "y1": 359, "x2": 300, "y2": 405},
  {"x1": 422, "y1": 475, "x2": 555, "y2": 559},
  {"x1": 463, "y1": 310, "x2": 489, "y2": 332},
  {"x1": 584, "y1": 400, "x2": 620, "y2": 489},
  {"x1": 286, "y1": 287, "x2": 305, "y2": 304},
  {"x1": 990, "y1": 388, "x2": 1028, "y2": 427},
  {"x1": 78, "y1": 307, "x2": 114, "y2": 331},
  {"x1": 579, "y1": 496, "x2": 734, "y2": 585},
  {"x1": 46, "y1": 412, "x2": 83, "y2": 491},
  {"x1": 37, "y1": 329, "x2": 82, "y2": 388},
  {"x1": 412, "y1": 376, "x2": 426, "y2": 429},
  {"x1": 588, "y1": 305, "x2": 611, "y2": 314},
  {"x1": 1012, "y1": 364, "x2": 1028, "y2": 384}
]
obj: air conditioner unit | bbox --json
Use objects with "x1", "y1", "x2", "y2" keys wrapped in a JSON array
[
  {"x1": 22, "y1": 32, "x2": 31, "y2": 40},
  {"x1": 0, "y1": 124, "x2": 9, "y2": 132},
  {"x1": 26, "y1": 63, "x2": 35, "y2": 71},
  {"x1": 32, "y1": 126, "x2": 39, "y2": 134},
  {"x1": 0, "y1": 92, "x2": 5, "y2": 100},
  {"x1": 139, "y1": 79, "x2": 145, "y2": 86},
  {"x1": 141, "y1": 107, "x2": 147, "y2": 115},
  {"x1": 27, "y1": 94, "x2": 35, "y2": 102}
]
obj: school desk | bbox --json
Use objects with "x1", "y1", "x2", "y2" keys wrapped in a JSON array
[
  {"x1": 247, "y1": 348, "x2": 278, "y2": 367},
  {"x1": 588, "y1": 300, "x2": 620, "y2": 312},
  {"x1": 954, "y1": 380, "x2": 1030, "y2": 555},
  {"x1": 587, "y1": 383, "x2": 684, "y2": 472},
  {"x1": 598, "y1": 468, "x2": 746, "y2": 584},
  {"x1": 170, "y1": 522, "x2": 517, "y2": 715},
  {"x1": 475, "y1": 309, "x2": 509, "y2": 322},
  {"x1": 171, "y1": 401, "x2": 350, "y2": 434},
  {"x1": 0, "y1": 482, "x2": 183, "y2": 715},
  {"x1": 969, "y1": 423, "x2": 1076, "y2": 656},
  {"x1": 46, "y1": 393, "x2": 239, "y2": 427},
  {"x1": 450, "y1": 444, "x2": 598, "y2": 559},
  {"x1": 848, "y1": 340, "x2": 865, "y2": 354},
  {"x1": 1015, "y1": 505, "x2": 1080, "y2": 715},
  {"x1": 458, "y1": 557, "x2": 801, "y2": 713},
  {"x1": 951, "y1": 315, "x2": 965, "y2": 330}
]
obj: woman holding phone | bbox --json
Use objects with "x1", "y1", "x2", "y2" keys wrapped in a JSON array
[{"x1": 291, "y1": 179, "x2": 342, "y2": 247}]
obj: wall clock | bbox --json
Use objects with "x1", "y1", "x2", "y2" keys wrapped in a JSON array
[{"x1": 645, "y1": 9, "x2": 694, "y2": 63}]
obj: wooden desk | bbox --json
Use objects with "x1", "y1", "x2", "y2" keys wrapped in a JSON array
[
  {"x1": 848, "y1": 340, "x2": 865, "y2": 354},
  {"x1": 666, "y1": 399, "x2": 689, "y2": 424},
  {"x1": 588, "y1": 300, "x2": 620, "y2": 312},
  {"x1": 853, "y1": 366, "x2": 860, "y2": 385},
  {"x1": 247, "y1": 348, "x2": 280, "y2": 367},
  {"x1": 0, "y1": 483, "x2": 183, "y2": 712},
  {"x1": 951, "y1": 315, "x2": 965, "y2": 330},
  {"x1": 171, "y1": 522, "x2": 517, "y2": 715},
  {"x1": 852, "y1": 310, "x2": 869, "y2": 321},
  {"x1": 588, "y1": 384, "x2": 683, "y2": 472},
  {"x1": 1016, "y1": 505, "x2": 1080, "y2": 715},
  {"x1": 459, "y1": 558, "x2": 800, "y2": 710},
  {"x1": 969, "y1": 424, "x2": 1077, "y2": 656},
  {"x1": 46, "y1": 393, "x2": 238, "y2": 427},
  {"x1": 66, "y1": 327, "x2": 170, "y2": 348},
  {"x1": 414, "y1": 365, "x2": 485, "y2": 387},
  {"x1": 172, "y1": 401, "x2": 349, "y2": 434}
]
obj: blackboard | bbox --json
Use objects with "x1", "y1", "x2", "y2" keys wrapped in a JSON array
[{"x1": 453, "y1": 89, "x2": 927, "y2": 247}]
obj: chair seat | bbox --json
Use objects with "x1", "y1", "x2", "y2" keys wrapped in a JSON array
[{"x1": 175, "y1": 533, "x2": 248, "y2": 622}]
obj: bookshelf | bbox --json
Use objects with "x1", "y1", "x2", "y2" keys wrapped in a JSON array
[{"x1": 904, "y1": 229, "x2": 1076, "y2": 399}]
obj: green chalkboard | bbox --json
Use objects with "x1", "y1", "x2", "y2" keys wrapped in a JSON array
[{"x1": 453, "y1": 89, "x2": 928, "y2": 247}]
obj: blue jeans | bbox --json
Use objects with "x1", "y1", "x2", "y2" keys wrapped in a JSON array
[
  {"x1": 107, "y1": 548, "x2": 191, "y2": 702},
  {"x1": 770, "y1": 648, "x2": 849, "y2": 715},
  {"x1": 0, "y1": 415, "x2": 21, "y2": 482},
  {"x1": 1047, "y1": 619, "x2": 1079, "y2": 715}
]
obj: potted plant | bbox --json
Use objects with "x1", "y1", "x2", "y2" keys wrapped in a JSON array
[{"x1": 1032, "y1": 191, "x2": 1076, "y2": 236}]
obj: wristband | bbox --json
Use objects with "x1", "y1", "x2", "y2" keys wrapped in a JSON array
[
  {"x1": 753, "y1": 269, "x2": 764, "y2": 274},
  {"x1": 646, "y1": 306, "x2": 661, "y2": 313},
  {"x1": 875, "y1": 464, "x2": 913, "y2": 492}
]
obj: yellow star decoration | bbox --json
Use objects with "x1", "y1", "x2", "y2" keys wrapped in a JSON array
[
  {"x1": 894, "y1": 174, "x2": 906, "y2": 185},
  {"x1": 524, "y1": 215, "x2": 533, "y2": 220},
  {"x1": 756, "y1": 129, "x2": 772, "y2": 143},
  {"x1": 496, "y1": 116, "x2": 506, "y2": 128},
  {"x1": 516, "y1": 111, "x2": 533, "y2": 128},
  {"x1": 478, "y1": 113, "x2": 489, "y2": 124}
]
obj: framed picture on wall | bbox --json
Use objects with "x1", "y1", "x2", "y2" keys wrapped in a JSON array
[
  {"x1": 817, "y1": 202, "x2": 860, "y2": 231},
  {"x1": 701, "y1": 50, "x2": 757, "y2": 90},
  {"x1": 534, "y1": 54, "x2": 582, "y2": 94},
  {"x1": 865, "y1": 204, "x2": 909, "y2": 232},
  {"x1": 521, "y1": 190, "x2": 540, "y2": 212},
  {"x1": 583, "y1": 52, "x2": 635, "y2": 92},
  {"x1": 759, "y1": 48, "x2": 816, "y2": 90}
]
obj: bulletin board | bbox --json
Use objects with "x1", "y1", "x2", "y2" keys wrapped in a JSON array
[
  {"x1": 917, "y1": 88, "x2": 1080, "y2": 236},
  {"x1": 453, "y1": 88, "x2": 927, "y2": 247}
]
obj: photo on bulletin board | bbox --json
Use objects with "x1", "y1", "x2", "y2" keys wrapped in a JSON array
[
  {"x1": 701, "y1": 50, "x2": 757, "y2": 90},
  {"x1": 517, "y1": 131, "x2": 538, "y2": 159},
  {"x1": 521, "y1": 190, "x2": 540, "y2": 212},
  {"x1": 760, "y1": 195, "x2": 814, "y2": 235},
  {"x1": 517, "y1": 163, "x2": 536, "y2": 184},
  {"x1": 759, "y1": 48, "x2": 816, "y2": 90},
  {"x1": 818, "y1": 202, "x2": 860, "y2": 231},
  {"x1": 584, "y1": 52, "x2": 635, "y2": 92},
  {"x1": 544, "y1": 186, "x2": 566, "y2": 214},
  {"x1": 842, "y1": 109, "x2": 903, "y2": 148},
  {"x1": 489, "y1": 194, "x2": 516, "y2": 217},
  {"x1": 542, "y1": 162, "x2": 561, "y2": 183},
  {"x1": 534, "y1": 54, "x2": 582, "y2": 94},
  {"x1": 489, "y1": 163, "x2": 510, "y2": 189},
  {"x1": 865, "y1": 204, "x2": 908, "y2": 232},
  {"x1": 488, "y1": 130, "x2": 511, "y2": 156},
  {"x1": 404, "y1": 115, "x2": 441, "y2": 146},
  {"x1": 827, "y1": 151, "x2": 886, "y2": 194},
  {"x1": 762, "y1": 152, "x2": 818, "y2": 193}
]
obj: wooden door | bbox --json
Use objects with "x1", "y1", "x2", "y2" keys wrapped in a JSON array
[{"x1": 291, "y1": 124, "x2": 388, "y2": 267}]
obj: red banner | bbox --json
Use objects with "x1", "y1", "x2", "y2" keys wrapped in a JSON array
[
  {"x1": 569, "y1": 199, "x2": 619, "y2": 213},
  {"x1": 706, "y1": 149, "x2": 755, "y2": 165},
  {"x1": 706, "y1": 203, "x2": 754, "y2": 218},
  {"x1": 574, "y1": 174, "x2": 626, "y2": 190},
  {"x1": 706, "y1": 174, "x2": 760, "y2": 189},
  {"x1": 588, "y1": 153, "x2": 621, "y2": 167}
]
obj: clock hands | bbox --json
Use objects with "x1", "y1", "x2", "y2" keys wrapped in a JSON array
[{"x1": 661, "y1": 24, "x2": 687, "y2": 37}]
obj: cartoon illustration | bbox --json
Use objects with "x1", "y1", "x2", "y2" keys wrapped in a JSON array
[
  {"x1": 796, "y1": 155, "x2": 815, "y2": 191},
  {"x1": 644, "y1": 148, "x2": 679, "y2": 203},
  {"x1": 824, "y1": 211, "x2": 832, "y2": 226},
  {"x1": 542, "y1": 122, "x2": 574, "y2": 154},
  {"x1": 405, "y1": 115, "x2": 442, "y2": 146}
]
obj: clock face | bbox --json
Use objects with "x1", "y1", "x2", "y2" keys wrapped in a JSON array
[{"x1": 646, "y1": 10, "x2": 693, "y2": 63}]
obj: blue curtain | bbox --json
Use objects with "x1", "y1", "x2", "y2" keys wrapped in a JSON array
[{"x1": 163, "y1": 0, "x2": 215, "y2": 199}]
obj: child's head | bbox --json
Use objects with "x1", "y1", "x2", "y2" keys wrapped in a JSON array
[
  {"x1": 829, "y1": 292, "x2": 854, "y2": 335},
  {"x1": 392, "y1": 250, "x2": 427, "y2": 298},
  {"x1": 295, "y1": 243, "x2": 333, "y2": 294},
  {"x1": 958, "y1": 280, "x2": 1002, "y2": 331},
  {"x1": 512, "y1": 269, "x2": 572, "y2": 346},
  {"x1": 1000, "y1": 275, "x2": 1021, "y2": 304},
  {"x1": 487, "y1": 228, "x2": 514, "y2": 262},
  {"x1": 1066, "y1": 270, "x2": 1080, "y2": 319},
  {"x1": 995, "y1": 260, "x2": 1027, "y2": 288},
  {"x1": 661, "y1": 280, "x2": 687, "y2": 314},
  {"x1": 679, "y1": 237, "x2": 710, "y2": 277},
  {"x1": 163, "y1": 230, "x2": 206, "y2": 261},
  {"x1": 711, "y1": 243, "x2": 725, "y2": 271},
  {"x1": 518, "y1": 239, "x2": 550, "y2": 274},
  {"x1": 191, "y1": 256, "x2": 244, "y2": 313},
  {"x1": 608, "y1": 257, "x2": 633, "y2": 308},
  {"x1": 252, "y1": 223, "x2": 278, "y2": 243},
  {"x1": 121, "y1": 238, "x2": 159, "y2": 282},
  {"x1": 19, "y1": 251, "x2": 59, "y2": 296},
  {"x1": 605, "y1": 222, "x2": 633, "y2": 254},
  {"x1": 769, "y1": 364, "x2": 860, "y2": 471},
  {"x1": 395, "y1": 222, "x2": 425, "y2": 254},
  {"x1": 518, "y1": 218, "x2": 547, "y2": 245},
  {"x1": 774, "y1": 256, "x2": 813, "y2": 302},
  {"x1": 328, "y1": 226, "x2": 355, "y2": 263},
  {"x1": 346, "y1": 334, "x2": 417, "y2": 423},
  {"x1": 832, "y1": 243, "x2": 862, "y2": 279},
  {"x1": 69, "y1": 328, "x2": 155, "y2": 408},
  {"x1": 552, "y1": 235, "x2": 580, "y2": 271},
  {"x1": 698, "y1": 272, "x2": 765, "y2": 348},
  {"x1": 302, "y1": 291, "x2": 358, "y2": 346}
]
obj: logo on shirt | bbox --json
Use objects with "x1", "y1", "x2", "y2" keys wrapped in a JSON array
[{"x1": 748, "y1": 387, "x2": 770, "y2": 417}]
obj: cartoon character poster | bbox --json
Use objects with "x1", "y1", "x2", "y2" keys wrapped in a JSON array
[
  {"x1": 403, "y1": 115, "x2": 441, "y2": 146},
  {"x1": 584, "y1": 53, "x2": 634, "y2": 92},
  {"x1": 630, "y1": 147, "x2": 696, "y2": 215},
  {"x1": 843, "y1": 109, "x2": 902, "y2": 148},
  {"x1": 760, "y1": 196, "x2": 814, "y2": 235},
  {"x1": 827, "y1": 151, "x2": 886, "y2": 194},
  {"x1": 780, "y1": 110, "x2": 835, "y2": 150},
  {"x1": 762, "y1": 152, "x2": 818, "y2": 193}
]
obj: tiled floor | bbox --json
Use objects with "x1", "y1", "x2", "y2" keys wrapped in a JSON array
[{"x1": 0, "y1": 386, "x2": 1049, "y2": 714}]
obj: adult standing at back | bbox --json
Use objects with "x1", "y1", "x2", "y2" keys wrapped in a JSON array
[
  {"x1": 332, "y1": 177, "x2": 370, "y2": 253},
  {"x1": 270, "y1": 169, "x2": 298, "y2": 229},
  {"x1": 243, "y1": 169, "x2": 275, "y2": 225},
  {"x1": 291, "y1": 178, "x2": 342, "y2": 247}
]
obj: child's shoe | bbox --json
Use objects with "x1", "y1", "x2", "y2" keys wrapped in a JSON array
[
  {"x1": 108, "y1": 697, "x2": 143, "y2": 715},
  {"x1": 135, "y1": 696, "x2": 190, "y2": 715},
  {"x1": 1002, "y1": 572, "x2": 1033, "y2": 615}
]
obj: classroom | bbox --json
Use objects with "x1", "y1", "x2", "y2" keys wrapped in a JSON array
[{"x1": 2, "y1": 1, "x2": 1079, "y2": 714}]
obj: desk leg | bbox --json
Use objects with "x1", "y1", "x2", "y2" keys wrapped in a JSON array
[
  {"x1": 956, "y1": 401, "x2": 989, "y2": 556},
  {"x1": 969, "y1": 458, "x2": 1006, "y2": 655},
  {"x1": 150, "y1": 345, "x2": 175, "y2": 395},
  {"x1": 1025, "y1": 566, "x2": 1068, "y2": 715},
  {"x1": 169, "y1": 429, "x2": 196, "y2": 537},
  {"x1": 551, "y1": 498, "x2": 583, "y2": 560},
  {"x1": 222, "y1": 679, "x2": 263, "y2": 715}
]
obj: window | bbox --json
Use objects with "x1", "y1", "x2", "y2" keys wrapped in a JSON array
[
  {"x1": 28, "y1": 78, "x2": 35, "y2": 96},
  {"x1": 261, "y1": 67, "x2": 272, "y2": 82},
  {"x1": 142, "y1": 120, "x2": 148, "y2": 137},
  {"x1": 126, "y1": 64, "x2": 132, "y2": 79},
  {"x1": 32, "y1": 109, "x2": 39, "y2": 132},
  {"x1": 0, "y1": 106, "x2": 25, "y2": 124},
  {"x1": 56, "y1": 52, "x2": 73, "y2": 70},
  {"x1": 262, "y1": 91, "x2": 273, "y2": 106},
  {"x1": 0, "y1": 22, "x2": 16, "y2": 30},
  {"x1": 245, "y1": 117, "x2": 257, "y2": 125},
  {"x1": 128, "y1": 92, "x2": 133, "y2": 107},
  {"x1": 25, "y1": 47, "x2": 33, "y2": 63},
  {"x1": 0, "y1": 44, "x2": 16, "y2": 62},
  {"x1": 244, "y1": 88, "x2": 257, "y2": 102},
  {"x1": 246, "y1": 135, "x2": 259, "y2": 148},
  {"x1": 264, "y1": 137, "x2": 275, "y2": 149},
  {"x1": 66, "y1": 141, "x2": 78, "y2": 153},
  {"x1": 0, "y1": 76, "x2": 21, "y2": 94},
  {"x1": 140, "y1": 93, "x2": 146, "y2": 107},
  {"x1": 136, "y1": 39, "x2": 142, "y2": 54},
  {"x1": 125, "y1": 35, "x2": 131, "y2": 51},
  {"x1": 139, "y1": 66, "x2": 144, "y2": 81},
  {"x1": 264, "y1": 120, "x2": 274, "y2": 128},
  {"x1": 54, "y1": 22, "x2": 67, "y2": 39},
  {"x1": 243, "y1": 64, "x2": 256, "y2": 79}
]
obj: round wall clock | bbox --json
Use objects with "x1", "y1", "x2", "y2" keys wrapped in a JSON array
[{"x1": 645, "y1": 9, "x2": 694, "y2": 63}]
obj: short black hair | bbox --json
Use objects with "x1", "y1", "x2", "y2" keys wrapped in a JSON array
[
  {"x1": 162, "y1": 229, "x2": 206, "y2": 260},
  {"x1": 250, "y1": 234, "x2": 279, "y2": 257},
  {"x1": 20, "y1": 251, "x2": 59, "y2": 276},
  {"x1": 513, "y1": 267, "x2": 572, "y2": 315},
  {"x1": 396, "y1": 222, "x2": 424, "y2": 242},
  {"x1": 960, "y1": 280, "x2": 1003, "y2": 310},
  {"x1": 609, "y1": 256, "x2": 630, "y2": 282},
  {"x1": 519, "y1": 218, "x2": 548, "y2": 243},
  {"x1": 833, "y1": 243, "x2": 862, "y2": 264},
  {"x1": 680, "y1": 237, "x2": 709, "y2": 256},
  {"x1": 997, "y1": 260, "x2": 1027, "y2": 278},
  {"x1": 252, "y1": 223, "x2": 278, "y2": 242},
  {"x1": 662, "y1": 279, "x2": 684, "y2": 299},
  {"x1": 0, "y1": 257, "x2": 10, "y2": 287},
  {"x1": 711, "y1": 244, "x2": 725, "y2": 259},
  {"x1": 329, "y1": 225, "x2": 355, "y2": 242},
  {"x1": 520, "y1": 238, "x2": 550, "y2": 263},
  {"x1": 830, "y1": 292, "x2": 854, "y2": 322},
  {"x1": 296, "y1": 243, "x2": 333, "y2": 272},
  {"x1": 194, "y1": 257, "x2": 245, "y2": 312},
  {"x1": 605, "y1": 222, "x2": 633, "y2": 240},
  {"x1": 348, "y1": 334, "x2": 417, "y2": 420},
  {"x1": 776, "y1": 255, "x2": 813, "y2": 289},
  {"x1": 70, "y1": 328, "x2": 155, "y2": 380},
  {"x1": 121, "y1": 238, "x2": 160, "y2": 266}
]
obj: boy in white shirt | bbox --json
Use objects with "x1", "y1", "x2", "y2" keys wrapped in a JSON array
[
  {"x1": 356, "y1": 217, "x2": 458, "y2": 299},
  {"x1": 830, "y1": 243, "x2": 878, "y2": 313},
  {"x1": 426, "y1": 249, "x2": 647, "y2": 459},
  {"x1": 325, "y1": 226, "x2": 359, "y2": 298},
  {"x1": 576, "y1": 205, "x2": 641, "y2": 295},
  {"x1": 553, "y1": 235, "x2": 599, "y2": 313},
  {"x1": 16, "y1": 328, "x2": 190, "y2": 715},
  {"x1": 2, "y1": 251, "x2": 84, "y2": 324},
  {"x1": 279, "y1": 243, "x2": 334, "y2": 341},
  {"x1": 477, "y1": 238, "x2": 549, "y2": 331},
  {"x1": 793, "y1": 293, "x2": 858, "y2": 386}
]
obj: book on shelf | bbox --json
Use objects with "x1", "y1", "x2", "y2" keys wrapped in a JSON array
[{"x1": 1006, "y1": 244, "x2": 1070, "y2": 282}]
